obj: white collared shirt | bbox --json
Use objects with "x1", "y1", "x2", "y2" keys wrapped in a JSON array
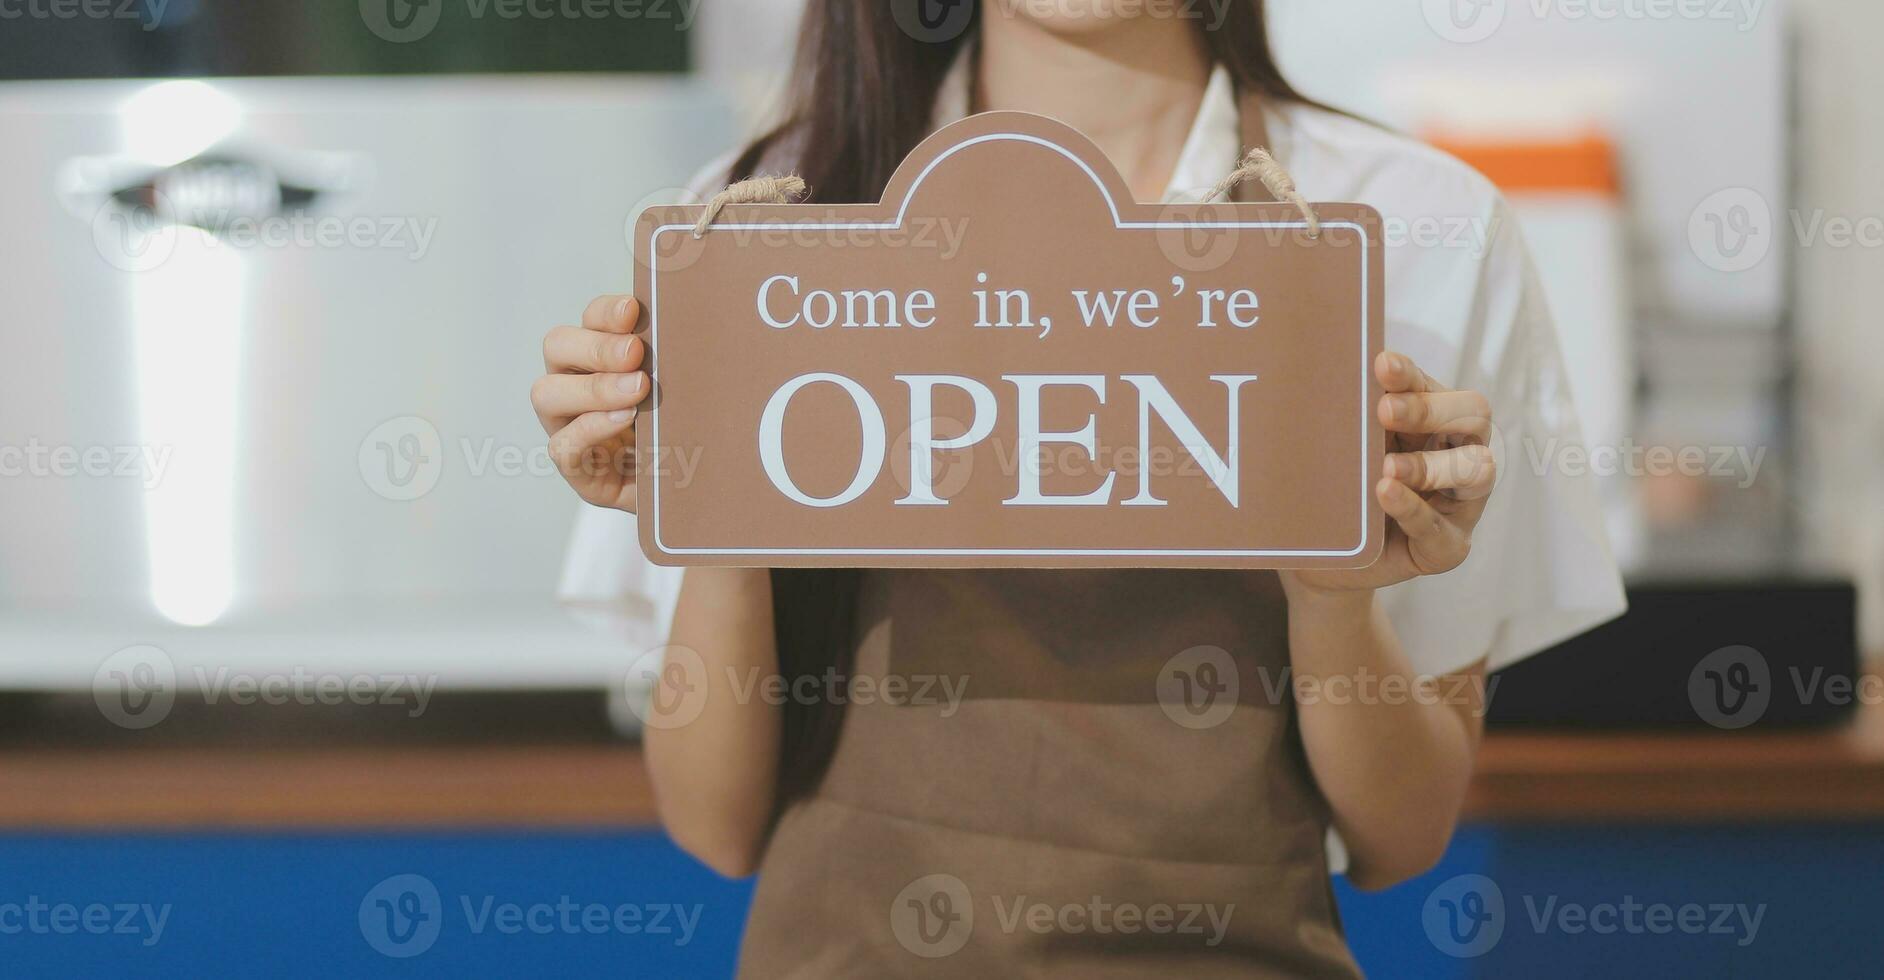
[
  {"x1": 931, "y1": 53, "x2": 1241, "y2": 205},
  {"x1": 566, "y1": 60, "x2": 1625, "y2": 683}
]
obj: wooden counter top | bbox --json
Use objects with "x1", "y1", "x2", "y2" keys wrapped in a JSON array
[
  {"x1": 4, "y1": 699, "x2": 1884, "y2": 830},
  {"x1": 0, "y1": 744, "x2": 656, "y2": 830},
  {"x1": 1466, "y1": 695, "x2": 1884, "y2": 822}
]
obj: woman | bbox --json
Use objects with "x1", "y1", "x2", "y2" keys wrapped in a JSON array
[{"x1": 534, "y1": 2, "x2": 1625, "y2": 975}]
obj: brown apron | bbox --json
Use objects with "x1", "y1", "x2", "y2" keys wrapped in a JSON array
[{"x1": 737, "y1": 95, "x2": 1362, "y2": 980}]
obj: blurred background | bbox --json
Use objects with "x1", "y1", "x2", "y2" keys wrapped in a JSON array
[{"x1": 0, "y1": 0, "x2": 1880, "y2": 975}]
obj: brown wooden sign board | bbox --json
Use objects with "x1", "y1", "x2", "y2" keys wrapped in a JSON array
[{"x1": 632, "y1": 111, "x2": 1384, "y2": 568}]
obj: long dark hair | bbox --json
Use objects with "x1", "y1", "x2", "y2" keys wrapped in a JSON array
[{"x1": 751, "y1": 0, "x2": 1309, "y2": 805}]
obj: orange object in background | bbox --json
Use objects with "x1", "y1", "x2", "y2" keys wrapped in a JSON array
[{"x1": 1429, "y1": 134, "x2": 1622, "y2": 195}]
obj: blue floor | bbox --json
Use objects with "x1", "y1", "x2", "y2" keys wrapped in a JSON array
[
  {"x1": 1339, "y1": 824, "x2": 1877, "y2": 979},
  {"x1": 0, "y1": 824, "x2": 1873, "y2": 977}
]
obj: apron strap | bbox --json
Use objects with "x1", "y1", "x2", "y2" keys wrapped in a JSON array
[
  {"x1": 1231, "y1": 88, "x2": 1275, "y2": 206},
  {"x1": 1225, "y1": 85, "x2": 1320, "y2": 236}
]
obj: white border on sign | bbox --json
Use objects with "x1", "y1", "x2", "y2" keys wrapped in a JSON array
[{"x1": 645, "y1": 131, "x2": 1372, "y2": 558}]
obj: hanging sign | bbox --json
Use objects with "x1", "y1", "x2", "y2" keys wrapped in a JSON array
[{"x1": 632, "y1": 111, "x2": 1383, "y2": 568}]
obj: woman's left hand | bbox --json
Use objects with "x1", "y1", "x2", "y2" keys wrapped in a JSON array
[{"x1": 1282, "y1": 351, "x2": 1496, "y2": 596}]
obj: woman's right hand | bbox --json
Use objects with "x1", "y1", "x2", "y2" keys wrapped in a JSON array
[{"x1": 533, "y1": 293, "x2": 651, "y2": 513}]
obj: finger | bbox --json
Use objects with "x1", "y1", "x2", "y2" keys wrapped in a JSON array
[
  {"x1": 548, "y1": 408, "x2": 639, "y2": 476},
  {"x1": 1375, "y1": 351, "x2": 1438, "y2": 394},
  {"x1": 581, "y1": 295, "x2": 641, "y2": 334},
  {"x1": 1378, "y1": 478, "x2": 1468, "y2": 571},
  {"x1": 1380, "y1": 389, "x2": 1492, "y2": 440},
  {"x1": 532, "y1": 371, "x2": 649, "y2": 431},
  {"x1": 1385, "y1": 444, "x2": 1496, "y2": 498},
  {"x1": 543, "y1": 326, "x2": 644, "y2": 375}
]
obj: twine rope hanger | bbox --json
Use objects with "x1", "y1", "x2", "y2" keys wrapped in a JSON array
[
  {"x1": 690, "y1": 174, "x2": 806, "y2": 238},
  {"x1": 690, "y1": 145, "x2": 1319, "y2": 237},
  {"x1": 1207, "y1": 146, "x2": 1321, "y2": 238}
]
